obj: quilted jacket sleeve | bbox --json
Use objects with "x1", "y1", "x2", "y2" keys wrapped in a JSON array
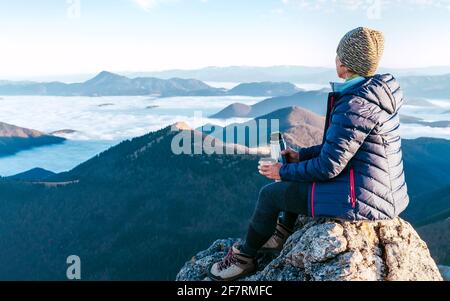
[
  {"x1": 279, "y1": 95, "x2": 380, "y2": 182},
  {"x1": 298, "y1": 144, "x2": 322, "y2": 161}
]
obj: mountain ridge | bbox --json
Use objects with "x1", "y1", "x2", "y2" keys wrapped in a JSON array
[
  {"x1": 7, "y1": 167, "x2": 56, "y2": 181},
  {"x1": 0, "y1": 125, "x2": 271, "y2": 280},
  {"x1": 210, "y1": 89, "x2": 330, "y2": 118},
  {"x1": 0, "y1": 72, "x2": 306, "y2": 97},
  {"x1": 398, "y1": 73, "x2": 450, "y2": 98},
  {"x1": 125, "y1": 65, "x2": 450, "y2": 83},
  {"x1": 203, "y1": 106, "x2": 325, "y2": 148},
  {"x1": 0, "y1": 121, "x2": 449, "y2": 279},
  {"x1": 0, "y1": 122, "x2": 65, "y2": 157}
]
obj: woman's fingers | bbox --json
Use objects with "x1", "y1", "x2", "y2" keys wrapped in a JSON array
[
  {"x1": 259, "y1": 167, "x2": 272, "y2": 177},
  {"x1": 258, "y1": 162, "x2": 281, "y2": 180},
  {"x1": 259, "y1": 169, "x2": 270, "y2": 176},
  {"x1": 259, "y1": 165, "x2": 272, "y2": 172},
  {"x1": 281, "y1": 150, "x2": 290, "y2": 156},
  {"x1": 259, "y1": 163, "x2": 281, "y2": 180},
  {"x1": 260, "y1": 171, "x2": 275, "y2": 180}
]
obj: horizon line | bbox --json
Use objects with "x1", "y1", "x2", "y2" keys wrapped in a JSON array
[{"x1": 2, "y1": 64, "x2": 450, "y2": 82}]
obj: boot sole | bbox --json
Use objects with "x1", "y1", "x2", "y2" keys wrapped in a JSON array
[{"x1": 207, "y1": 263, "x2": 257, "y2": 282}]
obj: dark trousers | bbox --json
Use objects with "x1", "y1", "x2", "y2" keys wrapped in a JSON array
[{"x1": 242, "y1": 181, "x2": 309, "y2": 256}]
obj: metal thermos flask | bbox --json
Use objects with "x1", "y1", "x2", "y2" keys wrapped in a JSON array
[{"x1": 270, "y1": 132, "x2": 286, "y2": 164}]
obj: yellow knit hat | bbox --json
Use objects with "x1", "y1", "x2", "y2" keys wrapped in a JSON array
[{"x1": 337, "y1": 27, "x2": 385, "y2": 77}]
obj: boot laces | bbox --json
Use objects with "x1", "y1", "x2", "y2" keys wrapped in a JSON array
[
  {"x1": 274, "y1": 228, "x2": 285, "y2": 240},
  {"x1": 218, "y1": 248, "x2": 238, "y2": 271}
]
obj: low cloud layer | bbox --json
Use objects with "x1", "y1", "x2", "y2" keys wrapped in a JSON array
[{"x1": 0, "y1": 95, "x2": 260, "y2": 141}]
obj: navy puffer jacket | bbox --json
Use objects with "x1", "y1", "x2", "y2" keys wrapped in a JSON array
[{"x1": 279, "y1": 74, "x2": 409, "y2": 221}]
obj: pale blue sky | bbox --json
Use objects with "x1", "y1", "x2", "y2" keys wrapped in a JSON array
[{"x1": 1, "y1": 0, "x2": 450, "y2": 78}]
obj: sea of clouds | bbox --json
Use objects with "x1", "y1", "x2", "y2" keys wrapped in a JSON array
[
  {"x1": 0, "y1": 94, "x2": 449, "y2": 176},
  {"x1": 0, "y1": 95, "x2": 261, "y2": 141},
  {"x1": 0, "y1": 95, "x2": 261, "y2": 176}
]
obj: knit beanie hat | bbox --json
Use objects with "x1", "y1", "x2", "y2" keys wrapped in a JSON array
[{"x1": 337, "y1": 27, "x2": 385, "y2": 77}]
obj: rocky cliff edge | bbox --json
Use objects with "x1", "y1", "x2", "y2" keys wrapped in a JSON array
[{"x1": 177, "y1": 217, "x2": 443, "y2": 281}]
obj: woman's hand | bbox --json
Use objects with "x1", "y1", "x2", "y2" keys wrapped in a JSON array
[
  {"x1": 259, "y1": 163, "x2": 282, "y2": 181},
  {"x1": 281, "y1": 147, "x2": 300, "y2": 163}
]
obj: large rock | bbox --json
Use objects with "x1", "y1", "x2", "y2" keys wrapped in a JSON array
[{"x1": 176, "y1": 217, "x2": 443, "y2": 281}]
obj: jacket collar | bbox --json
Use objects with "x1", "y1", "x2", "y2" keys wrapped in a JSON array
[{"x1": 330, "y1": 76, "x2": 366, "y2": 93}]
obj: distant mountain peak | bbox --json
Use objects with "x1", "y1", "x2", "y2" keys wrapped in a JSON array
[
  {"x1": 205, "y1": 106, "x2": 325, "y2": 149},
  {"x1": 8, "y1": 167, "x2": 56, "y2": 182},
  {"x1": 97, "y1": 71, "x2": 118, "y2": 77},
  {"x1": 228, "y1": 81, "x2": 300, "y2": 97},
  {"x1": 0, "y1": 71, "x2": 308, "y2": 97},
  {"x1": 209, "y1": 103, "x2": 252, "y2": 119},
  {"x1": 88, "y1": 71, "x2": 126, "y2": 82},
  {"x1": 210, "y1": 89, "x2": 329, "y2": 119},
  {"x1": 0, "y1": 121, "x2": 47, "y2": 138},
  {"x1": 0, "y1": 122, "x2": 65, "y2": 157},
  {"x1": 173, "y1": 121, "x2": 192, "y2": 131}
]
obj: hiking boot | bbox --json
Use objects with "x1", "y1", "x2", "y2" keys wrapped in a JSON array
[
  {"x1": 208, "y1": 244, "x2": 257, "y2": 281},
  {"x1": 259, "y1": 222, "x2": 293, "y2": 254}
]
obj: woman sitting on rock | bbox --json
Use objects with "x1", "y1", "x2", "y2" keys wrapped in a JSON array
[{"x1": 209, "y1": 27, "x2": 409, "y2": 281}]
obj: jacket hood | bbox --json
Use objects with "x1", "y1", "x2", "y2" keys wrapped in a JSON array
[{"x1": 342, "y1": 74, "x2": 403, "y2": 114}]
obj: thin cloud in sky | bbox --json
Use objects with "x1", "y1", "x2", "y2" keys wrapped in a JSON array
[
  {"x1": 281, "y1": 0, "x2": 450, "y2": 20},
  {"x1": 131, "y1": 0, "x2": 207, "y2": 11},
  {"x1": 1, "y1": 0, "x2": 449, "y2": 77},
  {"x1": 131, "y1": 0, "x2": 176, "y2": 11},
  {"x1": 282, "y1": 0, "x2": 450, "y2": 11}
]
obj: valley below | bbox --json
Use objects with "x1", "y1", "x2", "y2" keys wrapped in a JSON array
[{"x1": 1, "y1": 72, "x2": 449, "y2": 280}]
